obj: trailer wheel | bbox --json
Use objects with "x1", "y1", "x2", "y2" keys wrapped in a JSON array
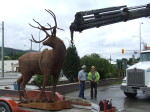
[
  {"x1": 124, "y1": 92, "x2": 137, "y2": 98},
  {"x1": 0, "y1": 101, "x2": 11, "y2": 112}
]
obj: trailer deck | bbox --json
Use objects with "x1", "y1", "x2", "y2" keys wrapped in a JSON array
[{"x1": 0, "y1": 95, "x2": 93, "y2": 112}]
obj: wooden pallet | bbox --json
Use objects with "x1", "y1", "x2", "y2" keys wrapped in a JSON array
[{"x1": 19, "y1": 100, "x2": 72, "y2": 111}]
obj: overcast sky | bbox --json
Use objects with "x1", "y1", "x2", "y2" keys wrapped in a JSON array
[{"x1": 0, "y1": 0, "x2": 150, "y2": 60}]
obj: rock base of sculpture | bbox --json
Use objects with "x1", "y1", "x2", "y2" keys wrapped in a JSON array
[
  {"x1": 19, "y1": 100, "x2": 72, "y2": 111},
  {"x1": 18, "y1": 90, "x2": 72, "y2": 111},
  {"x1": 24, "y1": 90, "x2": 64, "y2": 101}
]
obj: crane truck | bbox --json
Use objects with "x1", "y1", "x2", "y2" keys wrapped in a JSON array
[
  {"x1": 1, "y1": 3, "x2": 150, "y2": 112},
  {"x1": 70, "y1": 3, "x2": 150, "y2": 98},
  {"x1": 121, "y1": 46, "x2": 150, "y2": 97}
]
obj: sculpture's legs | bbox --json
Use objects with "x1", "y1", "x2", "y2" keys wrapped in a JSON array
[
  {"x1": 17, "y1": 76, "x2": 23, "y2": 101},
  {"x1": 21, "y1": 75, "x2": 32, "y2": 103},
  {"x1": 39, "y1": 73, "x2": 50, "y2": 102},
  {"x1": 52, "y1": 74, "x2": 59, "y2": 102}
]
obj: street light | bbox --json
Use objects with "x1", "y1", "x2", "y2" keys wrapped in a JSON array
[
  {"x1": 133, "y1": 35, "x2": 145, "y2": 44},
  {"x1": 39, "y1": 45, "x2": 44, "y2": 51},
  {"x1": 0, "y1": 21, "x2": 4, "y2": 78},
  {"x1": 29, "y1": 39, "x2": 32, "y2": 51},
  {"x1": 24, "y1": 45, "x2": 30, "y2": 50},
  {"x1": 139, "y1": 22, "x2": 143, "y2": 53},
  {"x1": 38, "y1": 25, "x2": 49, "y2": 51},
  {"x1": 132, "y1": 22, "x2": 143, "y2": 55},
  {"x1": 39, "y1": 30, "x2": 41, "y2": 52}
]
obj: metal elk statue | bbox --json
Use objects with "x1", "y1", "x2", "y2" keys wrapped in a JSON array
[{"x1": 17, "y1": 9, "x2": 66, "y2": 102}]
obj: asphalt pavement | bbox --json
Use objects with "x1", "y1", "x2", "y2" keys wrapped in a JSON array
[
  {"x1": 0, "y1": 72, "x2": 67, "y2": 86},
  {"x1": 0, "y1": 73, "x2": 19, "y2": 86},
  {"x1": 65, "y1": 84, "x2": 150, "y2": 112},
  {"x1": 1, "y1": 73, "x2": 150, "y2": 112}
]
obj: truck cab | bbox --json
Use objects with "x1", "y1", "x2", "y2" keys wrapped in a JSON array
[{"x1": 121, "y1": 49, "x2": 150, "y2": 97}]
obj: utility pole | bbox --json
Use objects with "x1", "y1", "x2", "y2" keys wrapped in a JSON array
[
  {"x1": 110, "y1": 55, "x2": 111, "y2": 64},
  {"x1": 29, "y1": 39, "x2": 32, "y2": 51},
  {"x1": 139, "y1": 22, "x2": 143, "y2": 54},
  {"x1": 39, "y1": 30, "x2": 41, "y2": 52},
  {"x1": 1, "y1": 21, "x2": 4, "y2": 78}
]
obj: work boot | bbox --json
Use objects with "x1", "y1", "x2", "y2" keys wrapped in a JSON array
[{"x1": 82, "y1": 97, "x2": 86, "y2": 100}]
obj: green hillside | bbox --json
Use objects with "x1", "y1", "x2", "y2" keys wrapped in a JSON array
[{"x1": 0, "y1": 47, "x2": 37, "y2": 59}]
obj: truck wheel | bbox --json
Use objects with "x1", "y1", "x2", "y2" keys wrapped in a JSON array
[
  {"x1": 124, "y1": 92, "x2": 137, "y2": 98},
  {"x1": 0, "y1": 101, "x2": 11, "y2": 112}
]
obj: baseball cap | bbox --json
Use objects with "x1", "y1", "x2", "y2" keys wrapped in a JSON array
[
  {"x1": 82, "y1": 65, "x2": 86, "y2": 68},
  {"x1": 91, "y1": 66, "x2": 96, "y2": 69}
]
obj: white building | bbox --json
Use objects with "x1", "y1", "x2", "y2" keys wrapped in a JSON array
[
  {"x1": 110, "y1": 60, "x2": 117, "y2": 65},
  {"x1": 0, "y1": 60, "x2": 19, "y2": 72}
]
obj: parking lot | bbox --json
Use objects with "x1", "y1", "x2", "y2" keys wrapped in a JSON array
[{"x1": 65, "y1": 84, "x2": 150, "y2": 112}]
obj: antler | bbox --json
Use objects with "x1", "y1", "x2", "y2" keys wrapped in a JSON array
[
  {"x1": 29, "y1": 10, "x2": 57, "y2": 43},
  {"x1": 29, "y1": 9, "x2": 64, "y2": 43},
  {"x1": 45, "y1": 9, "x2": 57, "y2": 28},
  {"x1": 29, "y1": 19, "x2": 53, "y2": 35},
  {"x1": 45, "y1": 9, "x2": 64, "y2": 31},
  {"x1": 31, "y1": 34, "x2": 49, "y2": 43},
  {"x1": 29, "y1": 19, "x2": 51, "y2": 43}
]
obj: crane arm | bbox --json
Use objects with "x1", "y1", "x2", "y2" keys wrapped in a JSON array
[{"x1": 70, "y1": 3, "x2": 150, "y2": 43}]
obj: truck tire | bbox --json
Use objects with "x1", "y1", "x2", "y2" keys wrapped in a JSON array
[
  {"x1": 0, "y1": 101, "x2": 11, "y2": 112},
  {"x1": 124, "y1": 92, "x2": 137, "y2": 98}
]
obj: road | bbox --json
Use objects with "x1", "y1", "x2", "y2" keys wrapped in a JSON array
[
  {"x1": 65, "y1": 84, "x2": 150, "y2": 112},
  {"x1": 0, "y1": 73, "x2": 29, "y2": 86},
  {"x1": 0, "y1": 73, "x2": 67, "y2": 86},
  {"x1": 0, "y1": 73, "x2": 150, "y2": 112}
]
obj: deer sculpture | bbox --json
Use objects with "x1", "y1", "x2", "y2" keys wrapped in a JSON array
[{"x1": 17, "y1": 9, "x2": 66, "y2": 102}]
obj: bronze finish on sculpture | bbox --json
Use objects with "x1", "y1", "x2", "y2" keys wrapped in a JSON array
[{"x1": 17, "y1": 9, "x2": 66, "y2": 102}]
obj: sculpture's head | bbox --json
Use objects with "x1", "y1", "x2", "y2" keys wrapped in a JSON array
[
  {"x1": 42, "y1": 35, "x2": 55, "y2": 47},
  {"x1": 42, "y1": 28, "x2": 60, "y2": 48},
  {"x1": 29, "y1": 9, "x2": 63, "y2": 48}
]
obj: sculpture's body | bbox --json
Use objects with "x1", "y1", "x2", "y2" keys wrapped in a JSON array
[{"x1": 17, "y1": 10, "x2": 66, "y2": 102}]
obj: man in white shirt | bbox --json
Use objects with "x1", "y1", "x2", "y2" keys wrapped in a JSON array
[{"x1": 78, "y1": 65, "x2": 87, "y2": 99}]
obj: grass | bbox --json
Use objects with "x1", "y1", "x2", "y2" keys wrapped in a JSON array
[
  {"x1": 111, "y1": 80, "x2": 122, "y2": 85},
  {"x1": 101, "y1": 79, "x2": 123, "y2": 86}
]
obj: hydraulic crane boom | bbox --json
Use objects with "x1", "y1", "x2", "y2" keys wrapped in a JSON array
[{"x1": 70, "y1": 3, "x2": 150, "y2": 43}]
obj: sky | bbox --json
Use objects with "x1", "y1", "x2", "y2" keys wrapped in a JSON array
[{"x1": 0, "y1": 0, "x2": 150, "y2": 61}]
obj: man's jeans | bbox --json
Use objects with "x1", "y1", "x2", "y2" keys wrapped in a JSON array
[
  {"x1": 79, "y1": 81, "x2": 85, "y2": 98},
  {"x1": 91, "y1": 82, "x2": 97, "y2": 98}
]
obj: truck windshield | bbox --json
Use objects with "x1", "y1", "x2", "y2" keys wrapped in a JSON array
[{"x1": 140, "y1": 52, "x2": 150, "y2": 61}]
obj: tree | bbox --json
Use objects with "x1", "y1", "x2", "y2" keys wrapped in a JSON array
[
  {"x1": 127, "y1": 58, "x2": 133, "y2": 65},
  {"x1": 63, "y1": 45, "x2": 80, "y2": 82},
  {"x1": 81, "y1": 53, "x2": 117, "y2": 79},
  {"x1": 32, "y1": 74, "x2": 53, "y2": 89},
  {"x1": 127, "y1": 57, "x2": 140, "y2": 65},
  {"x1": 10, "y1": 52, "x2": 25, "y2": 60}
]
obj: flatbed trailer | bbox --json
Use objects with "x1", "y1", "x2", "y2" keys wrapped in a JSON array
[
  {"x1": 0, "y1": 90, "x2": 94, "y2": 112},
  {"x1": 0, "y1": 96, "x2": 93, "y2": 112},
  {"x1": 0, "y1": 95, "x2": 116, "y2": 112}
]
